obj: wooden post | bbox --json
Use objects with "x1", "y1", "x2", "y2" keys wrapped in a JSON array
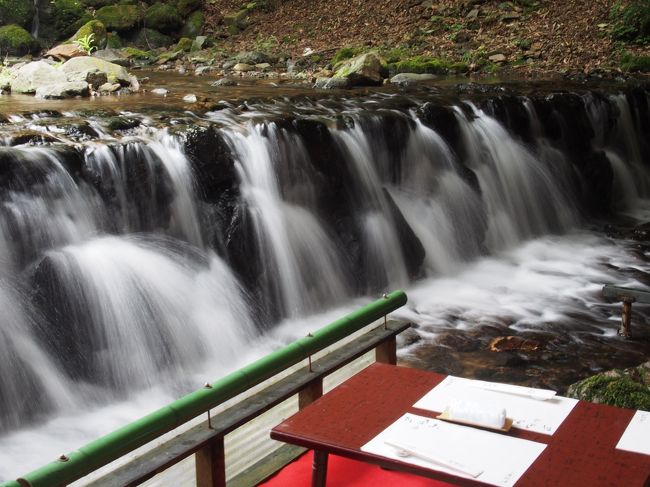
[
  {"x1": 196, "y1": 436, "x2": 226, "y2": 487},
  {"x1": 299, "y1": 378, "x2": 323, "y2": 410},
  {"x1": 619, "y1": 298, "x2": 633, "y2": 338},
  {"x1": 312, "y1": 450, "x2": 329, "y2": 487},
  {"x1": 375, "y1": 336, "x2": 397, "y2": 365}
]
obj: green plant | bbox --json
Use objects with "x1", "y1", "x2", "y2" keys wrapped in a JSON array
[
  {"x1": 72, "y1": 33, "x2": 96, "y2": 54},
  {"x1": 254, "y1": 34, "x2": 278, "y2": 52},
  {"x1": 331, "y1": 46, "x2": 364, "y2": 65},
  {"x1": 620, "y1": 51, "x2": 650, "y2": 72},
  {"x1": 610, "y1": 0, "x2": 650, "y2": 45}
]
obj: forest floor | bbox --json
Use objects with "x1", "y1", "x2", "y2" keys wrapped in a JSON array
[{"x1": 202, "y1": 0, "x2": 649, "y2": 79}]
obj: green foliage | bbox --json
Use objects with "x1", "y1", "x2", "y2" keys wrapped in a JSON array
[
  {"x1": 72, "y1": 33, "x2": 96, "y2": 54},
  {"x1": 0, "y1": 24, "x2": 37, "y2": 55},
  {"x1": 122, "y1": 47, "x2": 151, "y2": 59},
  {"x1": 0, "y1": 0, "x2": 35, "y2": 29},
  {"x1": 176, "y1": 0, "x2": 202, "y2": 16},
  {"x1": 254, "y1": 35, "x2": 278, "y2": 53},
  {"x1": 106, "y1": 32, "x2": 123, "y2": 49},
  {"x1": 71, "y1": 20, "x2": 107, "y2": 51},
  {"x1": 610, "y1": 0, "x2": 650, "y2": 45},
  {"x1": 96, "y1": 4, "x2": 142, "y2": 31},
  {"x1": 331, "y1": 46, "x2": 364, "y2": 66},
  {"x1": 621, "y1": 52, "x2": 650, "y2": 72},
  {"x1": 51, "y1": 0, "x2": 87, "y2": 38},
  {"x1": 513, "y1": 38, "x2": 532, "y2": 51},
  {"x1": 389, "y1": 55, "x2": 468, "y2": 75}
]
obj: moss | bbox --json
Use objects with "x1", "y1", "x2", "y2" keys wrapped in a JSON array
[
  {"x1": 176, "y1": 0, "x2": 201, "y2": 16},
  {"x1": 96, "y1": 4, "x2": 142, "y2": 32},
  {"x1": 175, "y1": 37, "x2": 193, "y2": 52},
  {"x1": 0, "y1": 24, "x2": 38, "y2": 56},
  {"x1": 610, "y1": 0, "x2": 650, "y2": 45},
  {"x1": 180, "y1": 10, "x2": 204, "y2": 39},
  {"x1": 568, "y1": 374, "x2": 650, "y2": 410},
  {"x1": 0, "y1": 0, "x2": 35, "y2": 29},
  {"x1": 122, "y1": 47, "x2": 151, "y2": 59},
  {"x1": 389, "y1": 56, "x2": 468, "y2": 75},
  {"x1": 621, "y1": 52, "x2": 650, "y2": 72},
  {"x1": 131, "y1": 27, "x2": 172, "y2": 49},
  {"x1": 51, "y1": 0, "x2": 88, "y2": 39},
  {"x1": 106, "y1": 32, "x2": 123, "y2": 49},
  {"x1": 224, "y1": 9, "x2": 248, "y2": 33},
  {"x1": 145, "y1": 3, "x2": 182, "y2": 34},
  {"x1": 71, "y1": 20, "x2": 108, "y2": 50},
  {"x1": 331, "y1": 46, "x2": 364, "y2": 66}
]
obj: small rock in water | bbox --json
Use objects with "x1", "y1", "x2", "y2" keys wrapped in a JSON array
[
  {"x1": 151, "y1": 88, "x2": 169, "y2": 96},
  {"x1": 178, "y1": 66, "x2": 186, "y2": 75},
  {"x1": 211, "y1": 78, "x2": 237, "y2": 87},
  {"x1": 98, "y1": 82, "x2": 121, "y2": 93},
  {"x1": 183, "y1": 94, "x2": 197, "y2": 103},
  {"x1": 233, "y1": 63, "x2": 254, "y2": 72}
]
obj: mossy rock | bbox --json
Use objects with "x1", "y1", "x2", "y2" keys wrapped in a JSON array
[
  {"x1": 0, "y1": 0, "x2": 35, "y2": 29},
  {"x1": 96, "y1": 4, "x2": 142, "y2": 32},
  {"x1": 131, "y1": 28, "x2": 173, "y2": 49},
  {"x1": 144, "y1": 3, "x2": 182, "y2": 34},
  {"x1": 332, "y1": 52, "x2": 388, "y2": 86},
  {"x1": 71, "y1": 20, "x2": 108, "y2": 51},
  {"x1": 175, "y1": 37, "x2": 193, "y2": 52},
  {"x1": 0, "y1": 25, "x2": 38, "y2": 56},
  {"x1": 331, "y1": 46, "x2": 364, "y2": 66},
  {"x1": 122, "y1": 47, "x2": 151, "y2": 59},
  {"x1": 106, "y1": 32, "x2": 123, "y2": 49},
  {"x1": 50, "y1": 0, "x2": 87, "y2": 39},
  {"x1": 176, "y1": 0, "x2": 201, "y2": 16},
  {"x1": 389, "y1": 56, "x2": 468, "y2": 75},
  {"x1": 224, "y1": 9, "x2": 248, "y2": 33},
  {"x1": 567, "y1": 373, "x2": 650, "y2": 410},
  {"x1": 621, "y1": 53, "x2": 650, "y2": 72},
  {"x1": 180, "y1": 10, "x2": 204, "y2": 38}
]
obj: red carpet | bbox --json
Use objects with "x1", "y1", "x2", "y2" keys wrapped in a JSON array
[{"x1": 259, "y1": 450, "x2": 454, "y2": 486}]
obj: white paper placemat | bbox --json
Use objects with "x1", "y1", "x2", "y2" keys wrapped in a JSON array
[
  {"x1": 414, "y1": 376, "x2": 578, "y2": 435},
  {"x1": 616, "y1": 410, "x2": 650, "y2": 456},
  {"x1": 361, "y1": 413, "x2": 546, "y2": 487}
]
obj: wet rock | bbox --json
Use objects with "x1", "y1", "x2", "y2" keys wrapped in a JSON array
[
  {"x1": 183, "y1": 94, "x2": 197, "y2": 103},
  {"x1": 9, "y1": 130, "x2": 61, "y2": 145},
  {"x1": 211, "y1": 78, "x2": 237, "y2": 87},
  {"x1": 313, "y1": 77, "x2": 350, "y2": 89},
  {"x1": 489, "y1": 336, "x2": 542, "y2": 352},
  {"x1": 233, "y1": 63, "x2": 254, "y2": 72},
  {"x1": 45, "y1": 44, "x2": 85, "y2": 61},
  {"x1": 10, "y1": 61, "x2": 68, "y2": 94},
  {"x1": 35, "y1": 81, "x2": 89, "y2": 99},
  {"x1": 92, "y1": 48, "x2": 131, "y2": 67},
  {"x1": 61, "y1": 56, "x2": 132, "y2": 87},
  {"x1": 234, "y1": 51, "x2": 274, "y2": 65},
  {"x1": 332, "y1": 52, "x2": 388, "y2": 87},
  {"x1": 106, "y1": 116, "x2": 140, "y2": 131},
  {"x1": 390, "y1": 73, "x2": 436, "y2": 86},
  {"x1": 151, "y1": 88, "x2": 169, "y2": 96}
]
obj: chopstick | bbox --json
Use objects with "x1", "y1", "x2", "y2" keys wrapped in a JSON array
[{"x1": 384, "y1": 440, "x2": 483, "y2": 478}]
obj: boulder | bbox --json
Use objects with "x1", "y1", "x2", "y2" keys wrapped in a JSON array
[
  {"x1": 65, "y1": 68, "x2": 107, "y2": 89},
  {"x1": 92, "y1": 48, "x2": 130, "y2": 67},
  {"x1": 313, "y1": 77, "x2": 350, "y2": 89},
  {"x1": 180, "y1": 10, "x2": 204, "y2": 38},
  {"x1": 0, "y1": 25, "x2": 38, "y2": 56},
  {"x1": 98, "y1": 82, "x2": 121, "y2": 93},
  {"x1": 61, "y1": 56, "x2": 132, "y2": 86},
  {"x1": 176, "y1": 0, "x2": 201, "y2": 16},
  {"x1": 235, "y1": 51, "x2": 273, "y2": 65},
  {"x1": 390, "y1": 73, "x2": 436, "y2": 86},
  {"x1": 45, "y1": 43, "x2": 86, "y2": 61},
  {"x1": 191, "y1": 35, "x2": 208, "y2": 51},
  {"x1": 211, "y1": 78, "x2": 237, "y2": 86},
  {"x1": 71, "y1": 20, "x2": 108, "y2": 51},
  {"x1": 332, "y1": 52, "x2": 388, "y2": 87},
  {"x1": 224, "y1": 9, "x2": 248, "y2": 34},
  {"x1": 145, "y1": 3, "x2": 182, "y2": 34},
  {"x1": 0, "y1": 0, "x2": 35, "y2": 29},
  {"x1": 175, "y1": 37, "x2": 193, "y2": 52},
  {"x1": 95, "y1": 4, "x2": 142, "y2": 32},
  {"x1": 35, "y1": 81, "x2": 89, "y2": 99},
  {"x1": 489, "y1": 53, "x2": 507, "y2": 63},
  {"x1": 233, "y1": 63, "x2": 254, "y2": 72},
  {"x1": 131, "y1": 28, "x2": 173, "y2": 49},
  {"x1": 10, "y1": 61, "x2": 68, "y2": 94}
]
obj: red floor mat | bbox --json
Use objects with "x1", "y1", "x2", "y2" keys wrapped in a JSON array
[{"x1": 259, "y1": 450, "x2": 454, "y2": 486}]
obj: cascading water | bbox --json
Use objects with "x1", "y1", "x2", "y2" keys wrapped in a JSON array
[{"x1": 0, "y1": 83, "x2": 649, "y2": 481}]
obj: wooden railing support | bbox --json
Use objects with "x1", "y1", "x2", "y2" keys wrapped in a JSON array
[
  {"x1": 196, "y1": 436, "x2": 226, "y2": 487},
  {"x1": 299, "y1": 378, "x2": 323, "y2": 410},
  {"x1": 620, "y1": 298, "x2": 634, "y2": 338},
  {"x1": 375, "y1": 335, "x2": 397, "y2": 365}
]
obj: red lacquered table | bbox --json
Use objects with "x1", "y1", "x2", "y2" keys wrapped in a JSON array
[{"x1": 271, "y1": 363, "x2": 650, "y2": 486}]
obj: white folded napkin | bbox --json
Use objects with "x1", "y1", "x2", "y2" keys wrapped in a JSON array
[{"x1": 447, "y1": 400, "x2": 507, "y2": 429}]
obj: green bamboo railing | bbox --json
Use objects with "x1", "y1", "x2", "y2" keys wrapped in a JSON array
[{"x1": 2, "y1": 290, "x2": 407, "y2": 487}]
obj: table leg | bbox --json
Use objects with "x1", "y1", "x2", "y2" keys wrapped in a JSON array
[{"x1": 312, "y1": 450, "x2": 329, "y2": 487}]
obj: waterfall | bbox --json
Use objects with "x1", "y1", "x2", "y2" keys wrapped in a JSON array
[
  {"x1": 0, "y1": 85, "x2": 648, "y2": 474},
  {"x1": 31, "y1": 0, "x2": 39, "y2": 38}
]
